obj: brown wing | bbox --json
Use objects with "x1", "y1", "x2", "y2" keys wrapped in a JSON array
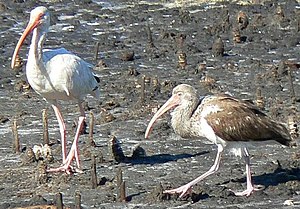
[{"x1": 203, "y1": 95, "x2": 291, "y2": 146}]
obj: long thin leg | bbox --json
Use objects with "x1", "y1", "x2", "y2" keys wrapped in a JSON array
[
  {"x1": 72, "y1": 102, "x2": 85, "y2": 167},
  {"x1": 47, "y1": 102, "x2": 85, "y2": 174},
  {"x1": 234, "y1": 147, "x2": 261, "y2": 196},
  {"x1": 51, "y1": 103, "x2": 67, "y2": 162},
  {"x1": 164, "y1": 144, "x2": 224, "y2": 198}
]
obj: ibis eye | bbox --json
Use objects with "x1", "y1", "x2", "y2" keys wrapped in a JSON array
[{"x1": 39, "y1": 13, "x2": 46, "y2": 20}]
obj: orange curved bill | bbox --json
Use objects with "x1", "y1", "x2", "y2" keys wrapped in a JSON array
[
  {"x1": 145, "y1": 94, "x2": 180, "y2": 138},
  {"x1": 11, "y1": 16, "x2": 40, "y2": 69}
]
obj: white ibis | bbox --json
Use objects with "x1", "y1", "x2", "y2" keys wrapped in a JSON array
[
  {"x1": 11, "y1": 6, "x2": 100, "y2": 173},
  {"x1": 145, "y1": 84, "x2": 292, "y2": 197}
]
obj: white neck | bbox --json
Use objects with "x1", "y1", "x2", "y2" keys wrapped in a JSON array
[
  {"x1": 25, "y1": 27, "x2": 49, "y2": 94},
  {"x1": 27, "y1": 28, "x2": 46, "y2": 72}
]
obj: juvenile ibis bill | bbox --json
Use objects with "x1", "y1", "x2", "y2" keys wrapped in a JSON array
[
  {"x1": 145, "y1": 84, "x2": 292, "y2": 197},
  {"x1": 11, "y1": 6, "x2": 100, "y2": 173}
]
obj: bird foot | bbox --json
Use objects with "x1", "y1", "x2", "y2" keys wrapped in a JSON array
[
  {"x1": 47, "y1": 136, "x2": 83, "y2": 174},
  {"x1": 47, "y1": 164, "x2": 83, "y2": 174},
  {"x1": 232, "y1": 184, "x2": 264, "y2": 196},
  {"x1": 163, "y1": 185, "x2": 193, "y2": 198}
]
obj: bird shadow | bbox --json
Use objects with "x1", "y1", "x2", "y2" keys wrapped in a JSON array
[
  {"x1": 229, "y1": 162, "x2": 300, "y2": 188},
  {"x1": 183, "y1": 163, "x2": 300, "y2": 203},
  {"x1": 123, "y1": 150, "x2": 210, "y2": 165},
  {"x1": 125, "y1": 191, "x2": 147, "y2": 202}
]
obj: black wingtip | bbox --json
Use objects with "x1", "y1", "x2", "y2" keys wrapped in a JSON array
[{"x1": 94, "y1": 75, "x2": 100, "y2": 83}]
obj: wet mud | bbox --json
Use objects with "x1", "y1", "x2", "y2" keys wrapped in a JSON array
[{"x1": 0, "y1": 0, "x2": 300, "y2": 208}]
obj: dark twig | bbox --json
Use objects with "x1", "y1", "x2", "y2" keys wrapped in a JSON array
[
  {"x1": 12, "y1": 118, "x2": 20, "y2": 153},
  {"x1": 56, "y1": 192, "x2": 63, "y2": 209},
  {"x1": 288, "y1": 69, "x2": 296, "y2": 104},
  {"x1": 89, "y1": 111, "x2": 96, "y2": 147},
  {"x1": 91, "y1": 154, "x2": 98, "y2": 189},
  {"x1": 94, "y1": 42, "x2": 100, "y2": 63},
  {"x1": 140, "y1": 75, "x2": 145, "y2": 104},
  {"x1": 75, "y1": 191, "x2": 81, "y2": 209},
  {"x1": 42, "y1": 109, "x2": 49, "y2": 145}
]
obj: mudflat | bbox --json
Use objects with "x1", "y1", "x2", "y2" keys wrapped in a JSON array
[{"x1": 0, "y1": 0, "x2": 299, "y2": 208}]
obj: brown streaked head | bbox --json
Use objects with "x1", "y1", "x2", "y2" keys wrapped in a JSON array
[{"x1": 144, "y1": 84, "x2": 197, "y2": 138}]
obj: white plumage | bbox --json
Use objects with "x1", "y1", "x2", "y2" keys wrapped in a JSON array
[{"x1": 11, "y1": 6, "x2": 100, "y2": 173}]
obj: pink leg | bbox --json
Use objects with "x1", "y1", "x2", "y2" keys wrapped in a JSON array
[
  {"x1": 72, "y1": 103, "x2": 85, "y2": 167},
  {"x1": 234, "y1": 147, "x2": 262, "y2": 196},
  {"x1": 47, "y1": 103, "x2": 85, "y2": 174},
  {"x1": 66, "y1": 115, "x2": 85, "y2": 168},
  {"x1": 51, "y1": 104, "x2": 67, "y2": 162},
  {"x1": 164, "y1": 144, "x2": 224, "y2": 198}
]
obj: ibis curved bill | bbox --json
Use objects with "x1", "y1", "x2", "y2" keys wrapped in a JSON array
[
  {"x1": 145, "y1": 84, "x2": 292, "y2": 197},
  {"x1": 145, "y1": 93, "x2": 181, "y2": 139}
]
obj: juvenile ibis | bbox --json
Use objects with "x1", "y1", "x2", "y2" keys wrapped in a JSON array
[
  {"x1": 145, "y1": 84, "x2": 292, "y2": 197},
  {"x1": 11, "y1": 6, "x2": 100, "y2": 173}
]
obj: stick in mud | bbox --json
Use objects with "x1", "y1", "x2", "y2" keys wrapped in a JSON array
[
  {"x1": 288, "y1": 69, "x2": 296, "y2": 104},
  {"x1": 89, "y1": 111, "x2": 96, "y2": 147},
  {"x1": 177, "y1": 34, "x2": 187, "y2": 70},
  {"x1": 255, "y1": 87, "x2": 265, "y2": 110},
  {"x1": 109, "y1": 135, "x2": 126, "y2": 162},
  {"x1": 91, "y1": 154, "x2": 98, "y2": 189},
  {"x1": 140, "y1": 75, "x2": 145, "y2": 104},
  {"x1": 12, "y1": 118, "x2": 20, "y2": 153},
  {"x1": 116, "y1": 167, "x2": 123, "y2": 187},
  {"x1": 42, "y1": 109, "x2": 49, "y2": 145},
  {"x1": 94, "y1": 42, "x2": 100, "y2": 62},
  {"x1": 119, "y1": 181, "x2": 126, "y2": 202},
  {"x1": 75, "y1": 191, "x2": 81, "y2": 209},
  {"x1": 56, "y1": 192, "x2": 63, "y2": 209},
  {"x1": 146, "y1": 23, "x2": 155, "y2": 48},
  {"x1": 116, "y1": 168, "x2": 126, "y2": 202}
]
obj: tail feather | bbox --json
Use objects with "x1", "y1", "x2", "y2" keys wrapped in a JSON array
[
  {"x1": 273, "y1": 122, "x2": 293, "y2": 147},
  {"x1": 91, "y1": 74, "x2": 100, "y2": 99}
]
